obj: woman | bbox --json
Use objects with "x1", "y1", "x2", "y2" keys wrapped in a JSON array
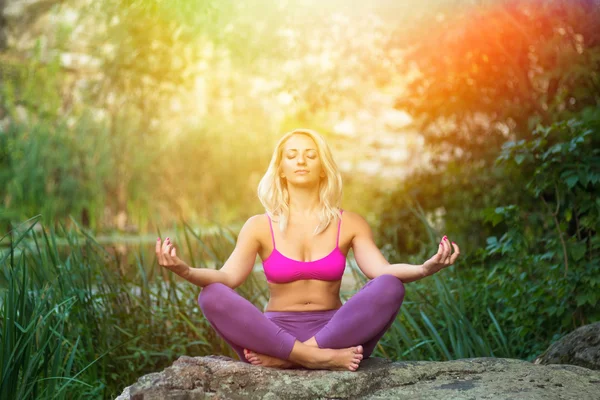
[{"x1": 156, "y1": 128, "x2": 460, "y2": 371}]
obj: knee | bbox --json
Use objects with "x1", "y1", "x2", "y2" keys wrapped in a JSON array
[
  {"x1": 373, "y1": 274, "x2": 405, "y2": 306},
  {"x1": 198, "y1": 282, "x2": 232, "y2": 315}
]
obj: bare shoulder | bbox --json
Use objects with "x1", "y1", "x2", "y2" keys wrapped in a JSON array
[
  {"x1": 241, "y1": 213, "x2": 271, "y2": 248},
  {"x1": 242, "y1": 213, "x2": 268, "y2": 236},
  {"x1": 247, "y1": 213, "x2": 268, "y2": 225},
  {"x1": 340, "y1": 210, "x2": 372, "y2": 240}
]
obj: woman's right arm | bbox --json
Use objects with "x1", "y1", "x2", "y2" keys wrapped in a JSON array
[{"x1": 184, "y1": 215, "x2": 261, "y2": 289}]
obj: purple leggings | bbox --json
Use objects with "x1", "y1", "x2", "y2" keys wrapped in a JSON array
[{"x1": 197, "y1": 274, "x2": 405, "y2": 363}]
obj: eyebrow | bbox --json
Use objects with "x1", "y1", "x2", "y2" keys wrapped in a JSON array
[{"x1": 286, "y1": 148, "x2": 316, "y2": 151}]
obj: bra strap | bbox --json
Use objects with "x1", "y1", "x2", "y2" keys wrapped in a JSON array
[
  {"x1": 336, "y1": 209, "x2": 343, "y2": 247},
  {"x1": 266, "y1": 213, "x2": 276, "y2": 249}
]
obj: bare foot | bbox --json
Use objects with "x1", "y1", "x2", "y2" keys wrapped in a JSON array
[
  {"x1": 242, "y1": 337, "x2": 318, "y2": 369},
  {"x1": 243, "y1": 348, "x2": 296, "y2": 369},
  {"x1": 296, "y1": 345, "x2": 364, "y2": 371}
]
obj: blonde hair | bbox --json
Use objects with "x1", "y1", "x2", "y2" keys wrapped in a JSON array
[{"x1": 257, "y1": 128, "x2": 343, "y2": 236}]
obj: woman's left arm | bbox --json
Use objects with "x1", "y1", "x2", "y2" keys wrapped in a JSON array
[
  {"x1": 420, "y1": 236, "x2": 460, "y2": 278},
  {"x1": 349, "y1": 212, "x2": 460, "y2": 283}
]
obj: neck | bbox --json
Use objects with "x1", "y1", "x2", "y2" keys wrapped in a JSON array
[{"x1": 287, "y1": 186, "x2": 321, "y2": 217}]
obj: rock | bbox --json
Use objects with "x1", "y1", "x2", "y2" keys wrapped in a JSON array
[
  {"x1": 116, "y1": 355, "x2": 600, "y2": 399},
  {"x1": 534, "y1": 322, "x2": 600, "y2": 371}
]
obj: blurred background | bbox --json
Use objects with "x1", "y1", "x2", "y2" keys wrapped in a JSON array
[{"x1": 1, "y1": 0, "x2": 599, "y2": 398}]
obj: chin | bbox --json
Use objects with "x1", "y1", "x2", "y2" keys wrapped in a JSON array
[{"x1": 290, "y1": 178, "x2": 320, "y2": 187}]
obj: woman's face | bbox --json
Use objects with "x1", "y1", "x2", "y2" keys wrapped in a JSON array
[{"x1": 279, "y1": 134, "x2": 325, "y2": 186}]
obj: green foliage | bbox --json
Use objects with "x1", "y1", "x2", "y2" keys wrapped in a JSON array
[
  {"x1": 377, "y1": 0, "x2": 600, "y2": 359},
  {"x1": 477, "y1": 107, "x2": 600, "y2": 358}
]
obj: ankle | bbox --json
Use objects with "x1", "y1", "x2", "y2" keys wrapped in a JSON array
[
  {"x1": 288, "y1": 340, "x2": 321, "y2": 365},
  {"x1": 302, "y1": 336, "x2": 319, "y2": 348}
]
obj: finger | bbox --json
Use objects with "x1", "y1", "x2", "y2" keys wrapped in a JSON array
[
  {"x1": 163, "y1": 243, "x2": 173, "y2": 263},
  {"x1": 156, "y1": 238, "x2": 165, "y2": 265},
  {"x1": 437, "y1": 241, "x2": 444, "y2": 255},
  {"x1": 441, "y1": 236, "x2": 450, "y2": 259},
  {"x1": 443, "y1": 237, "x2": 453, "y2": 263},
  {"x1": 163, "y1": 237, "x2": 174, "y2": 256},
  {"x1": 450, "y1": 242, "x2": 461, "y2": 263},
  {"x1": 170, "y1": 246, "x2": 176, "y2": 258},
  {"x1": 431, "y1": 242, "x2": 444, "y2": 263},
  {"x1": 444, "y1": 240, "x2": 454, "y2": 264},
  {"x1": 162, "y1": 237, "x2": 170, "y2": 254}
]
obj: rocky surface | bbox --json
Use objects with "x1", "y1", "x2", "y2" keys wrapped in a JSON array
[
  {"x1": 534, "y1": 321, "x2": 600, "y2": 371},
  {"x1": 116, "y1": 355, "x2": 600, "y2": 400}
]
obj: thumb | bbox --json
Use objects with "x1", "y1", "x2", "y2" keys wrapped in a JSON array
[
  {"x1": 429, "y1": 249, "x2": 442, "y2": 263},
  {"x1": 433, "y1": 242, "x2": 444, "y2": 258}
]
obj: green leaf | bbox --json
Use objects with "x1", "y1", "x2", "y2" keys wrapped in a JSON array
[
  {"x1": 515, "y1": 154, "x2": 526, "y2": 165},
  {"x1": 565, "y1": 174, "x2": 579, "y2": 189},
  {"x1": 570, "y1": 242, "x2": 586, "y2": 261},
  {"x1": 576, "y1": 292, "x2": 588, "y2": 307}
]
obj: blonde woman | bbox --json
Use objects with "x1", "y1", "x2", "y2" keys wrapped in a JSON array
[{"x1": 156, "y1": 128, "x2": 460, "y2": 371}]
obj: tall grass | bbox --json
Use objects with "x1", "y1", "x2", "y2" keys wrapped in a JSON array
[
  {"x1": 1, "y1": 212, "x2": 511, "y2": 399},
  {"x1": 371, "y1": 200, "x2": 511, "y2": 361},
  {"x1": 1, "y1": 216, "x2": 214, "y2": 399}
]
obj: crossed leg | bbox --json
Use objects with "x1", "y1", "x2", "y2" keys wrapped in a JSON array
[
  {"x1": 198, "y1": 283, "x2": 297, "y2": 362},
  {"x1": 245, "y1": 274, "x2": 405, "y2": 367},
  {"x1": 315, "y1": 274, "x2": 405, "y2": 355},
  {"x1": 198, "y1": 274, "x2": 404, "y2": 369}
]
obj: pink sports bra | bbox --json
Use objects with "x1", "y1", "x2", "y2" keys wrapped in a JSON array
[{"x1": 262, "y1": 209, "x2": 346, "y2": 284}]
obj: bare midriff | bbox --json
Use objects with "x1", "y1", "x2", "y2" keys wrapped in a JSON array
[
  {"x1": 258, "y1": 212, "x2": 350, "y2": 312},
  {"x1": 264, "y1": 279, "x2": 343, "y2": 312}
]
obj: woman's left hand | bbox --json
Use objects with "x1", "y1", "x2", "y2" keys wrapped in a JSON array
[{"x1": 421, "y1": 236, "x2": 460, "y2": 277}]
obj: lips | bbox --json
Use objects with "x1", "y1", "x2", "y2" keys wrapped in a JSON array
[{"x1": 295, "y1": 170, "x2": 309, "y2": 173}]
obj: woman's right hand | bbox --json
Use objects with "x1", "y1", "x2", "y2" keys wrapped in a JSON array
[{"x1": 156, "y1": 237, "x2": 188, "y2": 274}]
